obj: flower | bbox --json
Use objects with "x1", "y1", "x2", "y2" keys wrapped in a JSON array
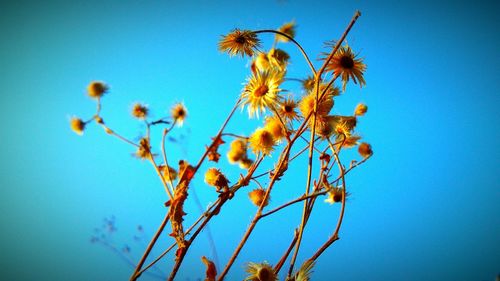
[
  {"x1": 135, "y1": 138, "x2": 151, "y2": 159},
  {"x1": 279, "y1": 96, "x2": 299, "y2": 122},
  {"x1": 241, "y1": 69, "x2": 284, "y2": 118},
  {"x1": 325, "y1": 187, "x2": 348, "y2": 204},
  {"x1": 276, "y1": 20, "x2": 296, "y2": 43},
  {"x1": 354, "y1": 103, "x2": 368, "y2": 116},
  {"x1": 87, "y1": 81, "x2": 108, "y2": 99},
  {"x1": 252, "y1": 52, "x2": 270, "y2": 73},
  {"x1": 239, "y1": 158, "x2": 254, "y2": 169},
  {"x1": 248, "y1": 188, "x2": 269, "y2": 207},
  {"x1": 171, "y1": 103, "x2": 187, "y2": 126},
  {"x1": 227, "y1": 139, "x2": 248, "y2": 164},
  {"x1": 302, "y1": 76, "x2": 315, "y2": 92},
  {"x1": 325, "y1": 44, "x2": 366, "y2": 91},
  {"x1": 358, "y1": 142, "x2": 373, "y2": 158},
  {"x1": 245, "y1": 261, "x2": 277, "y2": 281},
  {"x1": 160, "y1": 165, "x2": 178, "y2": 182},
  {"x1": 70, "y1": 117, "x2": 85, "y2": 135},
  {"x1": 267, "y1": 48, "x2": 290, "y2": 71},
  {"x1": 264, "y1": 116, "x2": 287, "y2": 141},
  {"x1": 204, "y1": 168, "x2": 229, "y2": 191},
  {"x1": 249, "y1": 128, "x2": 276, "y2": 155},
  {"x1": 219, "y1": 29, "x2": 261, "y2": 57},
  {"x1": 131, "y1": 103, "x2": 148, "y2": 119},
  {"x1": 340, "y1": 135, "x2": 361, "y2": 148},
  {"x1": 299, "y1": 88, "x2": 335, "y2": 118}
]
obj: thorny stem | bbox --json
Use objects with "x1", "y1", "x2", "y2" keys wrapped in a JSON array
[
  {"x1": 130, "y1": 212, "x2": 170, "y2": 281},
  {"x1": 254, "y1": 30, "x2": 316, "y2": 75}
]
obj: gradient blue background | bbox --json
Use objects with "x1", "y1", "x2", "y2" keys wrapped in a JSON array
[{"x1": 0, "y1": 0, "x2": 498, "y2": 280}]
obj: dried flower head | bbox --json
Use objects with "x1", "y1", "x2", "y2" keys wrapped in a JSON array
[
  {"x1": 299, "y1": 89, "x2": 335, "y2": 117},
  {"x1": 171, "y1": 103, "x2": 187, "y2": 126},
  {"x1": 219, "y1": 29, "x2": 261, "y2": 57},
  {"x1": 309, "y1": 116, "x2": 334, "y2": 138},
  {"x1": 70, "y1": 117, "x2": 85, "y2": 135},
  {"x1": 354, "y1": 103, "x2": 368, "y2": 116},
  {"x1": 204, "y1": 168, "x2": 229, "y2": 191},
  {"x1": 245, "y1": 261, "x2": 277, "y2": 281},
  {"x1": 340, "y1": 135, "x2": 361, "y2": 148},
  {"x1": 241, "y1": 69, "x2": 284, "y2": 118},
  {"x1": 249, "y1": 128, "x2": 276, "y2": 156},
  {"x1": 135, "y1": 138, "x2": 151, "y2": 159},
  {"x1": 325, "y1": 187, "x2": 348, "y2": 204},
  {"x1": 267, "y1": 48, "x2": 290, "y2": 71},
  {"x1": 358, "y1": 142, "x2": 373, "y2": 158},
  {"x1": 276, "y1": 21, "x2": 296, "y2": 43},
  {"x1": 325, "y1": 44, "x2": 366, "y2": 91},
  {"x1": 227, "y1": 139, "x2": 248, "y2": 164},
  {"x1": 302, "y1": 76, "x2": 315, "y2": 92},
  {"x1": 160, "y1": 165, "x2": 178, "y2": 182},
  {"x1": 248, "y1": 188, "x2": 269, "y2": 207},
  {"x1": 87, "y1": 81, "x2": 108, "y2": 99},
  {"x1": 239, "y1": 158, "x2": 254, "y2": 169},
  {"x1": 131, "y1": 103, "x2": 148, "y2": 120},
  {"x1": 264, "y1": 116, "x2": 287, "y2": 141},
  {"x1": 279, "y1": 96, "x2": 299, "y2": 122}
]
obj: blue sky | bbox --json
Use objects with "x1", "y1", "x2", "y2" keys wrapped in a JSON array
[{"x1": 0, "y1": 0, "x2": 499, "y2": 280}]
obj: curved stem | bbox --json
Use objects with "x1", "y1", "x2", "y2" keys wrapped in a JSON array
[{"x1": 254, "y1": 29, "x2": 316, "y2": 75}]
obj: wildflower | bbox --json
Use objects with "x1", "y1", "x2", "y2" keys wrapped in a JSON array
[
  {"x1": 160, "y1": 165, "x2": 178, "y2": 182},
  {"x1": 131, "y1": 103, "x2": 148, "y2": 119},
  {"x1": 239, "y1": 158, "x2": 254, "y2": 169},
  {"x1": 171, "y1": 103, "x2": 187, "y2": 126},
  {"x1": 330, "y1": 116, "x2": 357, "y2": 137},
  {"x1": 279, "y1": 96, "x2": 299, "y2": 122},
  {"x1": 309, "y1": 116, "x2": 333, "y2": 138},
  {"x1": 227, "y1": 139, "x2": 248, "y2": 164},
  {"x1": 276, "y1": 20, "x2": 296, "y2": 43},
  {"x1": 248, "y1": 188, "x2": 269, "y2": 207},
  {"x1": 219, "y1": 29, "x2": 261, "y2": 57},
  {"x1": 252, "y1": 53, "x2": 270, "y2": 73},
  {"x1": 241, "y1": 69, "x2": 284, "y2": 118},
  {"x1": 340, "y1": 135, "x2": 361, "y2": 148},
  {"x1": 299, "y1": 89, "x2": 334, "y2": 117},
  {"x1": 358, "y1": 142, "x2": 373, "y2": 158},
  {"x1": 325, "y1": 44, "x2": 366, "y2": 91},
  {"x1": 325, "y1": 187, "x2": 348, "y2": 204},
  {"x1": 135, "y1": 138, "x2": 151, "y2": 159},
  {"x1": 249, "y1": 128, "x2": 275, "y2": 155},
  {"x1": 267, "y1": 48, "x2": 290, "y2": 71},
  {"x1": 204, "y1": 168, "x2": 229, "y2": 191},
  {"x1": 354, "y1": 103, "x2": 368, "y2": 116},
  {"x1": 302, "y1": 76, "x2": 315, "y2": 92},
  {"x1": 70, "y1": 117, "x2": 85, "y2": 135},
  {"x1": 87, "y1": 81, "x2": 108, "y2": 99},
  {"x1": 293, "y1": 260, "x2": 315, "y2": 281},
  {"x1": 264, "y1": 116, "x2": 287, "y2": 141},
  {"x1": 245, "y1": 262, "x2": 277, "y2": 281}
]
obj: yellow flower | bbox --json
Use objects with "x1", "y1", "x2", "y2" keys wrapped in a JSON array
[
  {"x1": 219, "y1": 29, "x2": 261, "y2": 57},
  {"x1": 239, "y1": 158, "x2": 254, "y2": 169},
  {"x1": 131, "y1": 103, "x2": 148, "y2": 119},
  {"x1": 70, "y1": 117, "x2": 85, "y2": 135},
  {"x1": 267, "y1": 48, "x2": 290, "y2": 71},
  {"x1": 160, "y1": 165, "x2": 178, "y2": 182},
  {"x1": 204, "y1": 168, "x2": 229, "y2": 191},
  {"x1": 276, "y1": 20, "x2": 296, "y2": 43},
  {"x1": 241, "y1": 69, "x2": 284, "y2": 118},
  {"x1": 249, "y1": 128, "x2": 276, "y2": 155},
  {"x1": 227, "y1": 139, "x2": 248, "y2": 164},
  {"x1": 248, "y1": 188, "x2": 269, "y2": 207},
  {"x1": 87, "y1": 81, "x2": 108, "y2": 99},
  {"x1": 279, "y1": 96, "x2": 299, "y2": 122},
  {"x1": 135, "y1": 138, "x2": 151, "y2": 159},
  {"x1": 171, "y1": 103, "x2": 187, "y2": 126},
  {"x1": 252, "y1": 52, "x2": 270, "y2": 73},
  {"x1": 299, "y1": 87, "x2": 335, "y2": 118},
  {"x1": 302, "y1": 76, "x2": 315, "y2": 92},
  {"x1": 325, "y1": 187, "x2": 348, "y2": 205},
  {"x1": 340, "y1": 135, "x2": 361, "y2": 148},
  {"x1": 325, "y1": 44, "x2": 366, "y2": 91},
  {"x1": 358, "y1": 142, "x2": 373, "y2": 158},
  {"x1": 245, "y1": 262, "x2": 277, "y2": 281},
  {"x1": 264, "y1": 116, "x2": 287, "y2": 141},
  {"x1": 309, "y1": 116, "x2": 333, "y2": 138},
  {"x1": 329, "y1": 115, "x2": 357, "y2": 137},
  {"x1": 354, "y1": 103, "x2": 368, "y2": 116}
]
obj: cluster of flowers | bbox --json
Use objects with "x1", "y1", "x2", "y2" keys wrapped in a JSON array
[{"x1": 71, "y1": 14, "x2": 372, "y2": 281}]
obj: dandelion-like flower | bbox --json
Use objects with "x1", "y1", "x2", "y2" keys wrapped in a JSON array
[
  {"x1": 87, "y1": 81, "x2": 108, "y2": 99},
  {"x1": 249, "y1": 128, "x2": 276, "y2": 155},
  {"x1": 299, "y1": 89, "x2": 335, "y2": 118},
  {"x1": 245, "y1": 262, "x2": 277, "y2": 281},
  {"x1": 264, "y1": 116, "x2": 287, "y2": 141},
  {"x1": 239, "y1": 158, "x2": 254, "y2": 169},
  {"x1": 219, "y1": 29, "x2": 261, "y2": 57},
  {"x1": 131, "y1": 103, "x2": 148, "y2": 120},
  {"x1": 325, "y1": 187, "x2": 349, "y2": 204},
  {"x1": 279, "y1": 96, "x2": 299, "y2": 122},
  {"x1": 204, "y1": 168, "x2": 229, "y2": 191},
  {"x1": 276, "y1": 20, "x2": 296, "y2": 43},
  {"x1": 171, "y1": 103, "x2": 187, "y2": 126},
  {"x1": 248, "y1": 188, "x2": 269, "y2": 207},
  {"x1": 135, "y1": 138, "x2": 151, "y2": 159},
  {"x1": 325, "y1": 44, "x2": 366, "y2": 91},
  {"x1": 358, "y1": 142, "x2": 373, "y2": 158},
  {"x1": 241, "y1": 69, "x2": 284, "y2": 118},
  {"x1": 302, "y1": 76, "x2": 315, "y2": 92},
  {"x1": 160, "y1": 165, "x2": 178, "y2": 182},
  {"x1": 354, "y1": 103, "x2": 368, "y2": 116},
  {"x1": 70, "y1": 117, "x2": 85, "y2": 135},
  {"x1": 267, "y1": 48, "x2": 290, "y2": 71},
  {"x1": 252, "y1": 53, "x2": 270, "y2": 73},
  {"x1": 227, "y1": 139, "x2": 248, "y2": 164}
]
